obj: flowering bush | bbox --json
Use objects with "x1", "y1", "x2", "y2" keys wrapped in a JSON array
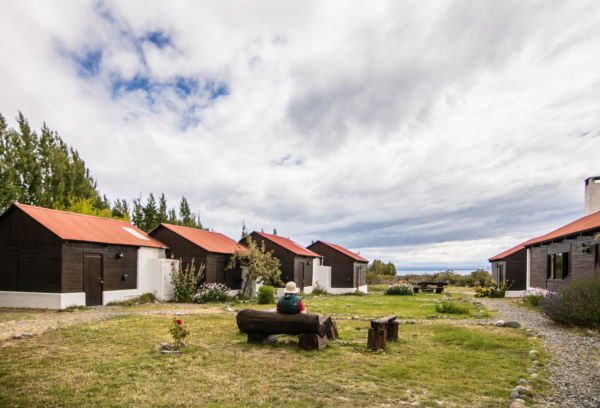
[
  {"x1": 193, "y1": 282, "x2": 230, "y2": 303},
  {"x1": 474, "y1": 280, "x2": 510, "y2": 298},
  {"x1": 521, "y1": 288, "x2": 551, "y2": 307},
  {"x1": 171, "y1": 258, "x2": 204, "y2": 303},
  {"x1": 539, "y1": 273, "x2": 600, "y2": 328},
  {"x1": 169, "y1": 318, "x2": 190, "y2": 349},
  {"x1": 385, "y1": 282, "x2": 414, "y2": 296}
]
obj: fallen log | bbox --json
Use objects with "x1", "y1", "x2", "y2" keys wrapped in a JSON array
[{"x1": 236, "y1": 309, "x2": 327, "y2": 337}]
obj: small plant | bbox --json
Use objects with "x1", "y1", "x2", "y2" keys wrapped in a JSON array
[
  {"x1": 59, "y1": 305, "x2": 90, "y2": 312},
  {"x1": 169, "y1": 318, "x2": 190, "y2": 349},
  {"x1": 539, "y1": 273, "x2": 600, "y2": 328},
  {"x1": 171, "y1": 258, "x2": 205, "y2": 302},
  {"x1": 385, "y1": 282, "x2": 414, "y2": 296},
  {"x1": 474, "y1": 280, "x2": 510, "y2": 298},
  {"x1": 257, "y1": 285, "x2": 275, "y2": 304},
  {"x1": 108, "y1": 293, "x2": 157, "y2": 307},
  {"x1": 311, "y1": 284, "x2": 329, "y2": 296},
  {"x1": 521, "y1": 288, "x2": 551, "y2": 307},
  {"x1": 435, "y1": 300, "x2": 469, "y2": 314},
  {"x1": 193, "y1": 282, "x2": 230, "y2": 303}
]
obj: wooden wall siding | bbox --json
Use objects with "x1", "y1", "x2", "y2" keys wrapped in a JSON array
[
  {"x1": 503, "y1": 249, "x2": 527, "y2": 291},
  {"x1": 529, "y1": 231, "x2": 600, "y2": 291},
  {"x1": 293, "y1": 256, "x2": 313, "y2": 288},
  {"x1": 331, "y1": 263, "x2": 354, "y2": 288},
  {"x1": 149, "y1": 225, "x2": 208, "y2": 283},
  {"x1": 16, "y1": 247, "x2": 62, "y2": 292},
  {"x1": 0, "y1": 248, "x2": 18, "y2": 290},
  {"x1": 356, "y1": 263, "x2": 367, "y2": 286},
  {"x1": 306, "y1": 242, "x2": 353, "y2": 265},
  {"x1": 62, "y1": 243, "x2": 137, "y2": 292},
  {"x1": 0, "y1": 206, "x2": 62, "y2": 249}
]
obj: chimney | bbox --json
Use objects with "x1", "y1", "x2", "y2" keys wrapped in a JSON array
[{"x1": 584, "y1": 176, "x2": 600, "y2": 215}]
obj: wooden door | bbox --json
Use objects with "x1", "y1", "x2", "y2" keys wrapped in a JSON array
[
  {"x1": 215, "y1": 259, "x2": 225, "y2": 284},
  {"x1": 84, "y1": 253, "x2": 103, "y2": 306}
]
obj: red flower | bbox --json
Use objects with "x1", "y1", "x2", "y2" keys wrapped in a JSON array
[{"x1": 176, "y1": 320, "x2": 182, "y2": 325}]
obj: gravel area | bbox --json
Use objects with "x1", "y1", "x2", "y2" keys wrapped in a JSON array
[{"x1": 479, "y1": 298, "x2": 600, "y2": 408}]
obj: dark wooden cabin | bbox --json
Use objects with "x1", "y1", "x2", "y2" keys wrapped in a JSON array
[
  {"x1": 307, "y1": 240, "x2": 368, "y2": 289},
  {"x1": 244, "y1": 231, "x2": 320, "y2": 290},
  {"x1": 489, "y1": 241, "x2": 531, "y2": 291},
  {"x1": 527, "y1": 211, "x2": 600, "y2": 291},
  {"x1": 149, "y1": 223, "x2": 245, "y2": 289},
  {"x1": 0, "y1": 203, "x2": 166, "y2": 306}
]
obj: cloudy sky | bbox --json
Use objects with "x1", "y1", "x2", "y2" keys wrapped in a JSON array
[{"x1": 1, "y1": 1, "x2": 599, "y2": 271}]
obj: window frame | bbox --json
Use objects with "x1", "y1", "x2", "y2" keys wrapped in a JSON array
[{"x1": 547, "y1": 252, "x2": 569, "y2": 280}]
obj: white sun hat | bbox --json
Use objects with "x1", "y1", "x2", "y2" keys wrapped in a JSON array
[{"x1": 284, "y1": 281, "x2": 299, "y2": 294}]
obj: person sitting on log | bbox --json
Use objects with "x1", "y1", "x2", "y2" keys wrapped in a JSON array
[{"x1": 276, "y1": 281, "x2": 307, "y2": 314}]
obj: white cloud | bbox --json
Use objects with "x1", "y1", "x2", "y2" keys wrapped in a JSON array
[{"x1": 1, "y1": 1, "x2": 599, "y2": 268}]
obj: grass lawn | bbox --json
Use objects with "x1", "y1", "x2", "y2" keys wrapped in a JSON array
[{"x1": 0, "y1": 292, "x2": 537, "y2": 407}]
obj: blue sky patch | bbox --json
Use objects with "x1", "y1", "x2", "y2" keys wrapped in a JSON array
[
  {"x1": 144, "y1": 31, "x2": 172, "y2": 49},
  {"x1": 72, "y1": 49, "x2": 102, "y2": 77}
]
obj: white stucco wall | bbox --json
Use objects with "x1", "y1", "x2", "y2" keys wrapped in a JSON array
[
  {"x1": 103, "y1": 289, "x2": 139, "y2": 304},
  {"x1": 313, "y1": 264, "x2": 331, "y2": 291},
  {"x1": 0, "y1": 291, "x2": 86, "y2": 309},
  {"x1": 137, "y1": 247, "x2": 166, "y2": 294}
]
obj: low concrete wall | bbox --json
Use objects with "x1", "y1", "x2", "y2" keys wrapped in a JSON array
[
  {"x1": 504, "y1": 290, "x2": 523, "y2": 298},
  {"x1": 0, "y1": 291, "x2": 86, "y2": 309},
  {"x1": 328, "y1": 285, "x2": 368, "y2": 295},
  {"x1": 143, "y1": 258, "x2": 178, "y2": 301},
  {"x1": 103, "y1": 289, "x2": 139, "y2": 305}
]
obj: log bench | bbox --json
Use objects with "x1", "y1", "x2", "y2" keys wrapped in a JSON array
[
  {"x1": 367, "y1": 315, "x2": 399, "y2": 350},
  {"x1": 236, "y1": 309, "x2": 338, "y2": 350}
]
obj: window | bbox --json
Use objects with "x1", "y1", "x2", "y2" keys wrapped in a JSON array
[{"x1": 547, "y1": 252, "x2": 569, "y2": 280}]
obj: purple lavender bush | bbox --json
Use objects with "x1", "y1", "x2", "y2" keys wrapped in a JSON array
[{"x1": 538, "y1": 273, "x2": 600, "y2": 328}]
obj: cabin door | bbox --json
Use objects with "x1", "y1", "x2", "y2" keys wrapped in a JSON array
[{"x1": 84, "y1": 253, "x2": 103, "y2": 306}]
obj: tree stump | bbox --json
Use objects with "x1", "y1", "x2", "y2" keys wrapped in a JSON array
[
  {"x1": 387, "y1": 321, "x2": 399, "y2": 341},
  {"x1": 367, "y1": 328, "x2": 386, "y2": 350},
  {"x1": 323, "y1": 316, "x2": 339, "y2": 340},
  {"x1": 298, "y1": 333, "x2": 329, "y2": 350}
]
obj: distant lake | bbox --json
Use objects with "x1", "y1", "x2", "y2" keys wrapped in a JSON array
[{"x1": 396, "y1": 268, "x2": 485, "y2": 276}]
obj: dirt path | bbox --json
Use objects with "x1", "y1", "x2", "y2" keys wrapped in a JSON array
[{"x1": 0, "y1": 304, "x2": 229, "y2": 342}]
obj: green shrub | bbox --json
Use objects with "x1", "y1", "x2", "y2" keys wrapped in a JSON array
[
  {"x1": 539, "y1": 273, "x2": 600, "y2": 328},
  {"x1": 385, "y1": 282, "x2": 414, "y2": 295},
  {"x1": 193, "y1": 282, "x2": 230, "y2": 303},
  {"x1": 434, "y1": 300, "x2": 469, "y2": 314},
  {"x1": 171, "y1": 259, "x2": 204, "y2": 302},
  {"x1": 474, "y1": 280, "x2": 510, "y2": 298},
  {"x1": 257, "y1": 285, "x2": 275, "y2": 304}
]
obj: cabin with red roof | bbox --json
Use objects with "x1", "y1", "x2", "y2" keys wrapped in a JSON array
[
  {"x1": 149, "y1": 223, "x2": 244, "y2": 289},
  {"x1": 307, "y1": 240, "x2": 368, "y2": 292},
  {"x1": 0, "y1": 203, "x2": 173, "y2": 308},
  {"x1": 244, "y1": 231, "x2": 321, "y2": 292},
  {"x1": 490, "y1": 177, "x2": 600, "y2": 294}
]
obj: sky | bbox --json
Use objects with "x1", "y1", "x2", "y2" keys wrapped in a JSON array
[{"x1": 1, "y1": 1, "x2": 599, "y2": 271}]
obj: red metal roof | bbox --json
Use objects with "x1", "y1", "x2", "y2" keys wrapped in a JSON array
[
  {"x1": 13, "y1": 203, "x2": 166, "y2": 248},
  {"x1": 490, "y1": 211, "x2": 600, "y2": 260},
  {"x1": 489, "y1": 238, "x2": 538, "y2": 261},
  {"x1": 252, "y1": 231, "x2": 321, "y2": 257},
  {"x1": 313, "y1": 240, "x2": 368, "y2": 262},
  {"x1": 156, "y1": 223, "x2": 246, "y2": 254},
  {"x1": 528, "y1": 211, "x2": 600, "y2": 245}
]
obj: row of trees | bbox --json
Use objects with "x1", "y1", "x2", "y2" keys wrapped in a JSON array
[
  {"x1": 368, "y1": 259, "x2": 397, "y2": 276},
  {"x1": 0, "y1": 112, "x2": 205, "y2": 232}
]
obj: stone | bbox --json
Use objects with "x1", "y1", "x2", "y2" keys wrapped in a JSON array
[
  {"x1": 12, "y1": 333, "x2": 22, "y2": 339},
  {"x1": 518, "y1": 379, "x2": 528, "y2": 385},
  {"x1": 529, "y1": 373, "x2": 538, "y2": 379},
  {"x1": 22, "y1": 333, "x2": 33, "y2": 337},
  {"x1": 527, "y1": 368, "x2": 537, "y2": 373},
  {"x1": 477, "y1": 322, "x2": 485, "y2": 325},
  {"x1": 48, "y1": 326, "x2": 56, "y2": 331},
  {"x1": 509, "y1": 391, "x2": 520, "y2": 399},
  {"x1": 506, "y1": 321, "x2": 521, "y2": 328},
  {"x1": 495, "y1": 320, "x2": 506, "y2": 327},
  {"x1": 153, "y1": 345, "x2": 162, "y2": 352},
  {"x1": 224, "y1": 305, "x2": 234, "y2": 312},
  {"x1": 428, "y1": 315, "x2": 438, "y2": 318},
  {"x1": 408, "y1": 320, "x2": 417, "y2": 324},
  {"x1": 352, "y1": 315, "x2": 359, "y2": 320},
  {"x1": 509, "y1": 401, "x2": 526, "y2": 408},
  {"x1": 175, "y1": 312, "x2": 183, "y2": 316},
  {"x1": 531, "y1": 360, "x2": 539, "y2": 366},
  {"x1": 529, "y1": 350, "x2": 538, "y2": 358},
  {"x1": 514, "y1": 385, "x2": 533, "y2": 398},
  {"x1": 161, "y1": 350, "x2": 181, "y2": 354}
]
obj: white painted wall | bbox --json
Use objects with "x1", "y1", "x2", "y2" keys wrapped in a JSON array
[
  {"x1": 0, "y1": 291, "x2": 85, "y2": 309},
  {"x1": 145, "y1": 258, "x2": 177, "y2": 301},
  {"x1": 526, "y1": 247, "x2": 531, "y2": 289},
  {"x1": 137, "y1": 247, "x2": 166, "y2": 294},
  {"x1": 103, "y1": 289, "x2": 138, "y2": 305},
  {"x1": 313, "y1": 264, "x2": 331, "y2": 291},
  {"x1": 327, "y1": 285, "x2": 368, "y2": 295}
]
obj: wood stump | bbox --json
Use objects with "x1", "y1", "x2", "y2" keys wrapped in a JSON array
[
  {"x1": 387, "y1": 321, "x2": 399, "y2": 341},
  {"x1": 367, "y1": 328, "x2": 386, "y2": 350},
  {"x1": 298, "y1": 333, "x2": 329, "y2": 350},
  {"x1": 324, "y1": 316, "x2": 339, "y2": 340}
]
